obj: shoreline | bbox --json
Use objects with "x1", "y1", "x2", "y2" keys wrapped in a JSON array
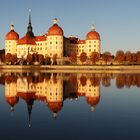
[{"x1": 0, "y1": 65, "x2": 140, "y2": 73}]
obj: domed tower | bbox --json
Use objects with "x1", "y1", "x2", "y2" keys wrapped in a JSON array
[
  {"x1": 5, "y1": 24, "x2": 19, "y2": 55},
  {"x1": 47, "y1": 18, "x2": 64, "y2": 64},
  {"x1": 86, "y1": 24, "x2": 101, "y2": 56}
]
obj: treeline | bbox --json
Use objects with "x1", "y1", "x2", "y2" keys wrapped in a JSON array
[
  {"x1": 0, "y1": 50, "x2": 140, "y2": 65},
  {"x1": 69, "y1": 50, "x2": 140, "y2": 65},
  {"x1": 1, "y1": 52, "x2": 58, "y2": 65}
]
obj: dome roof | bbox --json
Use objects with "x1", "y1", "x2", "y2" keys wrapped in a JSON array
[
  {"x1": 48, "y1": 101, "x2": 63, "y2": 113},
  {"x1": 86, "y1": 24, "x2": 100, "y2": 40},
  {"x1": 86, "y1": 96, "x2": 100, "y2": 106},
  {"x1": 6, "y1": 30, "x2": 19, "y2": 40},
  {"x1": 6, "y1": 96, "x2": 19, "y2": 107},
  {"x1": 6, "y1": 25, "x2": 19, "y2": 40},
  {"x1": 48, "y1": 18, "x2": 63, "y2": 36},
  {"x1": 17, "y1": 34, "x2": 36, "y2": 45},
  {"x1": 86, "y1": 31, "x2": 100, "y2": 40}
]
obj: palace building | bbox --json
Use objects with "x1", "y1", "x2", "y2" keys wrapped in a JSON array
[{"x1": 5, "y1": 12, "x2": 101, "y2": 64}]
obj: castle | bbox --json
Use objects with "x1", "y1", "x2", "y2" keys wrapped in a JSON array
[{"x1": 5, "y1": 12, "x2": 101, "y2": 64}]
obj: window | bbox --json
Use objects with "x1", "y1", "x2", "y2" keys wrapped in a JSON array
[
  {"x1": 94, "y1": 41, "x2": 96, "y2": 43},
  {"x1": 40, "y1": 48, "x2": 42, "y2": 50},
  {"x1": 89, "y1": 45, "x2": 91, "y2": 47},
  {"x1": 89, "y1": 41, "x2": 91, "y2": 43},
  {"x1": 45, "y1": 47, "x2": 47, "y2": 50},
  {"x1": 94, "y1": 45, "x2": 96, "y2": 47},
  {"x1": 56, "y1": 41, "x2": 58, "y2": 44},
  {"x1": 50, "y1": 42, "x2": 52, "y2": 44},
  {"x1": 89, "y1": 49, "x2": 91, "y2": 52}
]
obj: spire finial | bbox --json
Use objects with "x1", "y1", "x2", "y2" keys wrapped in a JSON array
[
  {"x1": 91, "y1": 106, "x2": 95, "y2": 112},
  {"x1": 53, "y1": 18, "x2": 58, "y2": 24},
  {"x1": 29, "y1": 9, "x2": 31, "y2": 24},
  {"x1": 91, "y1": 24, "x2": 95, "y2": 31},
  {"x1": 53, "y1": 112, "x2": 57, "y2": 119},
  {"x1": 10, "y1": 24, "x2": 14, "y2": 31}
]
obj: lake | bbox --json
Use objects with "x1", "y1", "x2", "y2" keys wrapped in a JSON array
[{"x1": 0, "y1": 72, "x2": 140, "y2": 140}]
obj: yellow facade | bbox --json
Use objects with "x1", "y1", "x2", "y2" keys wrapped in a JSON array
[{"x1": 5, "y1": 40, "x2": 17, "y2": 55}]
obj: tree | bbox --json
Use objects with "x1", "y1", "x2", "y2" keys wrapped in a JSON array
[
  {"x1": 0, "y1": 49, "x2": 5, "y2": 63},
  {"x1": 52, "y1": 54, "x2": 57, "y2": 65},
  {"x1": 102, "y1": 52, "x2": 111, "y2": 65},
  {"x1": 5, "y1": 53, "x2": 12, "y2": 64},
  {"x1": 11, "y1": 54, "x2": 17, "y2": 64},
  {"x1": 80, "y1": 52, "x2": 87, "y2": 64},
  {"x1": 45, "y1": 56, "x2": 51, "y2": 65},
  {"x1": 32, "y1": 53, "x2": 38, "y2": 63},
  {"x1": 131, "y1": 53, "x2": 137, "y2": 64},
  {"x1": 90, "y1": 52, "x2": 100, "y2": 64},
  {"x1": 136, "y1": 51, "x2": 140, "y2": 64},
  {"x1": 125, "y1": 51, "x2": 132, "y2": 64},
  {"x1": 27, "y1": 54, "x2": 33, "y2": 64},
  {"x1": 38, "y1": 54, "x2": 44, "y2": 65},
  {"x1": 115, "y1": 50, "x2": 125, "y2": 64},
  {"x1": 69, "y1": 52, "x2": 77, "y2": 64}
]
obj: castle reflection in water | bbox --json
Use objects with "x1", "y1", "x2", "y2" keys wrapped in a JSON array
[{"x1": 1, "y1": 72, "x2": 140, "y2": 126}]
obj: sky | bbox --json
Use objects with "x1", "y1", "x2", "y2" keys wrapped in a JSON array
[{"x1": 0, "y1": 0, "x2": 140, "y2": 54}]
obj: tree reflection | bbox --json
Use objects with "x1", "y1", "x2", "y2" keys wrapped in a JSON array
[
  {"x1": 80, "y1": 75, "x2": 87, "y2": 86},
  {"x1": 90, "y1": 74, "x2": 100, "y2": 86},
  {"x1": 116, "y1": 74, "x2": 125, "y2": 88},
  {"x1": 102, "y1": 74, "x2": 111, "y2": 87}
]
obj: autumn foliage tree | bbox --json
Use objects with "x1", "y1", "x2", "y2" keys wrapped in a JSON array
[
  {"x1": 80, "y1": 52, "x2": 87, "y2": 64},
  {"x1": 38, "y1": 54, "x2": 44, "y2": 65},
  {"x1": 136, "y1": 51, "x2": 140, "y2": 64},
  {"x1": 44, "y1": 56, "x2": 51, "y2": 65},
  {"x1": 90, "y1": 52, "x2": 100, "y2": 64},
  {"x1": 27, "y1": 54, "x2": 33, "y2": 64},
  {"x1": 115, "y1": 50, "x2": 125, "y2": 64},
  {"x1": 125, "y1": 51, "x2": 132, "y2": 64},
  {"x1": 102, "y1": 52, "x2": 111, "y2": 65},
  {"x1": 5, "y1": 53, "x2": 12, "y2": 64},
  {"x1": 52, "y1": 53, "x2": 57, "y2": 65},
  {"x1": 80, "y1": 75, "x2": 87, "y2": 86},
  {"x1": 69, "y1": 52, "x2": 77, "y2": 64}
]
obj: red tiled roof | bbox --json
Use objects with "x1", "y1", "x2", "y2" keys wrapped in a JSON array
[
  {"x1": 35, "y1": 36, "x2": 46, "y2": 41},
  {"x1": 17, "y1": 35, "x2": 36, "y2": 45},
  {"x1": 6, "y1": 30, "x2": 19, "y2": 40}
]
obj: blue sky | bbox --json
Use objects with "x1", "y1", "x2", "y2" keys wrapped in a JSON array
[{"x1": 0, "y1": 0, "x2": 140, "y2": 54}]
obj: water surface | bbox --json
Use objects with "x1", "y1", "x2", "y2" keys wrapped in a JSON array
[{"x1": 0, "y1": 72, "x2": 140, "y2": 140}]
